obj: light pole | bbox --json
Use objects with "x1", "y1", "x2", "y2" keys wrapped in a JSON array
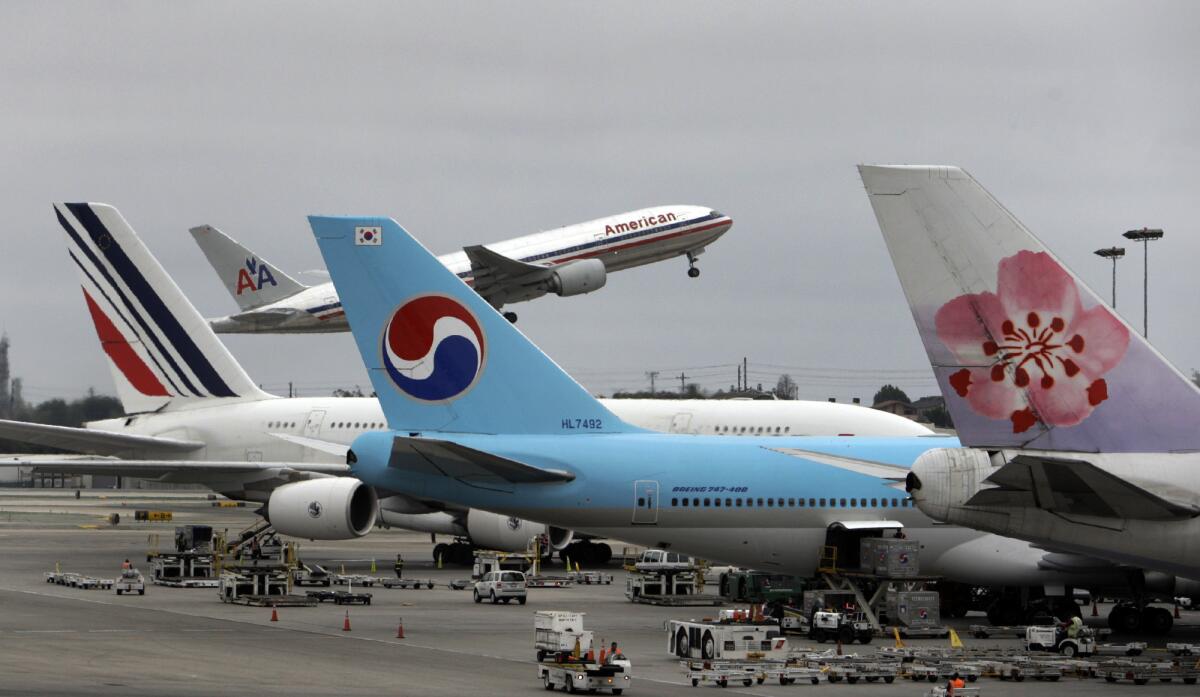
[
  {"x1": 1093, "y1": 246, "x2": 1125, "y2": 308},
  {"x1": 1122, "y1": 228, "x2": 1164, "y2": 337}
]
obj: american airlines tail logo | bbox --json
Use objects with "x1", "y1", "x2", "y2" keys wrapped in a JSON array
[{"x1": 236, "y1": 257, "x2": 278, "y2": 295}]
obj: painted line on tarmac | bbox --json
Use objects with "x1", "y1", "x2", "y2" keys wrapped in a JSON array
[{"x1": 0, "y1": 585, "x2": 734, "y2": 695}]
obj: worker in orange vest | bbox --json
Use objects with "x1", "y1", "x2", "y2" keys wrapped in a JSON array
[{"x1": 946, "y1": 672, "x2": 965, "y2": 695}]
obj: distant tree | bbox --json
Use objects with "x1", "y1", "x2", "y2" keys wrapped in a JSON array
[
  {"x1": 332, "y1": 386, "x2": 366, "y2": 398},
  {"x1": 923, "y1": 405, "x2": 954, "y2": 429},
  {"x1": 774, "y1": 374, "x2": 798, "y2": 400},
  {"x1": 873, "y1": 384, "x2": 911, "y2": 405}
]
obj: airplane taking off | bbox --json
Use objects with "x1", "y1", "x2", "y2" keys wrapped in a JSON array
[
  {"x1": 192, "y1": 205, "x2": 733, "y2": 332},
  {"x1": 245, "y1": 206, "x2": 1198, "y2": 626},
  {"x1": 3, "y1": 202, "x2": 922, "y2": 564},
  {"x1": 861, "y1": 164, "x2": 1200, "y2": 632}
]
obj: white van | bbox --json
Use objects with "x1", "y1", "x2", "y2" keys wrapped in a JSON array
[{"x1": 474, "y1": 570, "x2": 528, "y2": 604}]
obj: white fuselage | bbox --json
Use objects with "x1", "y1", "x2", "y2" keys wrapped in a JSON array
[{"x1": 215, "y1": 205, "x2": 732, "y2": 331}]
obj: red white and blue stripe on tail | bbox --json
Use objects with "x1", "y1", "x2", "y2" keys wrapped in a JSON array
[{"x1": 55, "y1": 203, "x2": 269, "y2": 413}]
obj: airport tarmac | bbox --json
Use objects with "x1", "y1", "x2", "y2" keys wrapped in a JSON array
[{"x1": 2, "y1": 491, "x2": 1198, "y2": 696}]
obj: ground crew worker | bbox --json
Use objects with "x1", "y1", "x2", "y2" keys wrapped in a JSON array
[
  {"x1": 1066, "y1": 615, "x2": 1083, "y2": 639},
  {"x1": 605, "y1": 642, "x2": 624, "y2": 664},
  {"x1": 121, "y1": 558, "x2": 132, "y2": 571},
  {"x1": 947, "y1": 672, "x2": 965, "y2": 696},
  {"x1": 393, "y1": 553, "x2": 404, "y2": 579}
]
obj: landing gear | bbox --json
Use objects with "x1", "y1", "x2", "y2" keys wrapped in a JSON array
[
  {"x1": 686, "y1": 252, "x2": 701, "y2": 278},
  {"x1": 1107, "y1": 603, "x2": 1174, "y2": 635},
  {"x1": 561, "y1": 540, "x2": 613, "y2": 567},
  {"x1": 433, "y1": 540, "x2": 476, "y2": 566},
  {"x1": 503, "y1": 311, "x2": 518, "y2": 324}
]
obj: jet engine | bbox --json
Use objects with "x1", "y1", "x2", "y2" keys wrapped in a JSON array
[
  {"x1": 267, "y1": 477, "x2": 377, "y2": 540},
  {"x1": 546, "y1": 259, "x2": 606, "y2": 297},
  {"x1": 465, "y1": 509, "x2": 545, "y2": 551},
  {"x1": 548, "y1": 526, "x2": 575, "y2": 550}
]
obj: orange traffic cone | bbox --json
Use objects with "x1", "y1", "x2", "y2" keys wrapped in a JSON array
[
  {"x1": 1091, "y1": 600, "x2": 1098, "y2": 617},
  {"x1": 343, "y1": 610, "x2": 352, "y2": 632},
  {"x1": 270, "y1": 606, "x2": 279, "y2": 622},
  {"x1": 396, "y1": 617, "x2": 405, "y2": 639}
]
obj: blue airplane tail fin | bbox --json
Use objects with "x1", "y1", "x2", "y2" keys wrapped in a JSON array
[{"x1": 308, "y1": 215, "x2": 639, "y2": 435}]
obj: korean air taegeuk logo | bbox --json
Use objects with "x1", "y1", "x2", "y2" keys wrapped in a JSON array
[{"x1": 381, "y1": 295, "x2": 486, "y2": 402}]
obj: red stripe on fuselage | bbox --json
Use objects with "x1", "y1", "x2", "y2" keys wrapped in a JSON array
[
  {"x1": 82, "y1": 288, "x2": 170, "y2": 396},
  {"x1": 552, "y1": 218, "x2": 731, "y2": 265}
]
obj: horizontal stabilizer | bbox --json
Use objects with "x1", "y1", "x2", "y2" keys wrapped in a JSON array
[
  {"x1": 771, "y1": 447, "x2": 910, "y2": 481},
  {"x1": 267, "y1": 432, "x2": 351, "y2": 457},
  {"x1": 387, "y1": 436, "x2": 575, "y2": 490},
  {"x1": 970, "y1": 454, "x2": 1199, "y2": 520},
  {"x1": 0, "y1": 419, "x2": 204, "y2": 456}
]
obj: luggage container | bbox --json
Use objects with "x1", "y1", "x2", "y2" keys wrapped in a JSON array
[
  {"x1": 535, "y1": 611, "x2": 594, "y2": 662},
  {"x1": 874, "y1": 539, "x2": 919, "y2": 578},
  {"x1": 887, "y1": 590, "x2": 941, "y2": 628}
]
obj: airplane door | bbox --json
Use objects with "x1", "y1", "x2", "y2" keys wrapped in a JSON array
[
  {"x1": 632, "y1": 480, "x2": 660, "y2": 525},
  {"x1": 669, "y1": 413, "x2": 693, "y2": 434},
  {"x1": 304, "y1": 410, "x2": 326, "y2": 438}
]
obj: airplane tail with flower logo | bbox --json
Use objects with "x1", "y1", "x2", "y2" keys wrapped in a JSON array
[{"x1": 859, "y1": 165, "x2": 1200, "y2": 453}]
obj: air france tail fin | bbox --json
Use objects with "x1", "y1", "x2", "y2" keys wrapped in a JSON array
[
  {"x1": 189, "y1": 224, "x2": 307, "y2": 311},
  {"x1": 859, "y1": 165, "x2": 1200, "y2": 453},
  {"x1": 55, "y1": 203, "x2": 273, "y2": 414},
  {"x1": 308, "y1": 215, "x2": 638, "y2": 435}
]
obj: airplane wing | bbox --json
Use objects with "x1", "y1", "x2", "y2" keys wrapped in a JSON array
[
  {"x1": 463, "y1": 245, "x2": 558, "y2": 307},
  {"x1": 387, "y1": 436, "x2": 575, "y2": 490},
  {"x1": 970, "y1": 454, "x2": 1200, "y2": 521},
  {"x1": 11, "y1": 456, "x2": 349, "y2": 478},
  {"x1": 0, "y1": 419, "x2": 205, "y2": 456}
]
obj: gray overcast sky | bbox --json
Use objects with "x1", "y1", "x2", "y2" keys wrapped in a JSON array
[{"x1": 2, "y1": 1, "x2": 1198, "y2": 404}]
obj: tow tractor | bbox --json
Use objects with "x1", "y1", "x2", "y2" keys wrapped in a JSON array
[
  {"x1": 1025, "y1": 620, "x2": 1095, "y2": 657},
  {"x1": 809, "y1": 609, "x2": 873, "y2": 645},
  {"x1": 535, "y1": 611, "x2": 631, "y2": 694},
  {"x1": 115, "y1": 568, "x2": 145, "y2": 596}
]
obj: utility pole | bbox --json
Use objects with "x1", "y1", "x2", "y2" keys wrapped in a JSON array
[
  {"x1": 736, "y1": 365, "x2": 742, "y2": 392},
  {"x1": 645, "y1": 371, "x2": 659, "y2": 395},
  {"x1": 1122, "y1": 228, "x2": 1164, "y2": 337},
  {"x1": 677, "y1": 372, "x2": 688, "y2": 394},
  {"x1": 743, "y1": 357, "x2": 748, "y2": 392},
  {"x1": 1093, "y1": 246, "x2": 1125, "y2": 308}
]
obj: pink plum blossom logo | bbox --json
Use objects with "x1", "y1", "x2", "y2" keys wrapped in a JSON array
[{"x1": 934, "y1": 250, "x2": 1130, "y2": 434}]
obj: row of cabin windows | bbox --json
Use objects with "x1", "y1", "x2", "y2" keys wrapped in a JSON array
[
  {"x1": 667, "y1": 496, "x2": 912, "y2": 509},
  {"x1": 266, "y1": 421, "x2": 385, "y2": 430},
  {"x1": 711, "y1": 425, "x2": 791, "y2": 435}
]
